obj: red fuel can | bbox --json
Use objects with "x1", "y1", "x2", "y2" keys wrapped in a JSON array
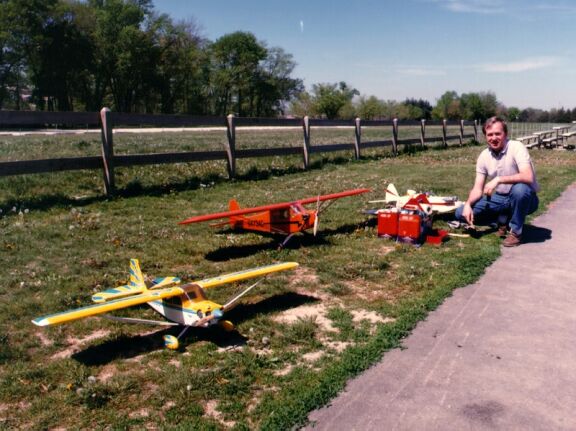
[
  {"x1": 398, "y1": 211, "x2": 423, "y2": 244},
  {"x1": 377, "y1": 209, "x2": 399, "y2": 239}
]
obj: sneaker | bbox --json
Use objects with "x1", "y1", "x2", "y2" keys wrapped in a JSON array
[
  {"x1": 497, "y1": 224, "x2": 508, "y2": 238},
  {"x1": 503, "y1": 231, "x2": 522, "y2": 247}
]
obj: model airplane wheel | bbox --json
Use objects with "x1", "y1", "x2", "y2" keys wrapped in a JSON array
[
  {"x1": 163, "y1": 335, "x2": 179, "y2": 350},
  {"x1": 219, "y1": 320, "x2": 235, "y2": 332}
]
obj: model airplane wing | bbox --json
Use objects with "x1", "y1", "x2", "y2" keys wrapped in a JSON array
[
  {"x1": 294, "y1": 188, "x2": 371, "y2": 205},
  {"x1": 32, "y1": 285, "x2": 187, "y2": 326},
  {"x1": 193, "y1": 261, "x2": 298, "y2": 289},
  {"x1": 179, "y1": 189, "x2": 371, "y2": 225}
]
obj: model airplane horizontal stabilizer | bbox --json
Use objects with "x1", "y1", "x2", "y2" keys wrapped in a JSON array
[{"x1": 91, "y1": 259, "x2": 182, "y2": 303}]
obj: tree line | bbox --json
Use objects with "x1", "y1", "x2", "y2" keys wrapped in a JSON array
[
  {"x1": 0, "y1": 0, "x2": 303, "y2": 116},
  {"x1": 1, "y1": 0, "x2": 575, "y2": 123}
]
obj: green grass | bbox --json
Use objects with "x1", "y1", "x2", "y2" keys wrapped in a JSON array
[{"x1": 1, "y1": 130, "x2": 575, "y2": 429}]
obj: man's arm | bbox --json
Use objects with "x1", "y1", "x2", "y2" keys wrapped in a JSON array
[
  {"x1": 462, "y1": 172, "x2": 486, "y2": 226},
  {"x1": 483, "y1": 164, "x2": 534, "y2": 196}
]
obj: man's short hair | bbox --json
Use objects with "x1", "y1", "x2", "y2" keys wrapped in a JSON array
[{"x1": 483, "y1": 116, "x2": 508, "y2": 135}]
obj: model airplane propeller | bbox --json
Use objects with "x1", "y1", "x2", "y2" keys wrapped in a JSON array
[
  {"x1": 179, "y1": 188, "x2": 371, "y2": 247},
  {"x1": 369, "y1": 184, "x2": 463, "y2": 215},
  {"x1": 33, "y1": 259, "x2": 298, "y2": 350}
]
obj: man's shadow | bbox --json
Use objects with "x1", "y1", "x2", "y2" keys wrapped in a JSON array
[
  {"x1": 522, "y1": 224, "x2": 552, "y2": 244},
  {"x1": 463, "y1": 223, "x2": 551, "y2": 244}
]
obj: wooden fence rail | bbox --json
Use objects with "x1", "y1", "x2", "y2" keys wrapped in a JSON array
[{"x1": 0, "y1": 108, "x2": 479, "y2": 195}]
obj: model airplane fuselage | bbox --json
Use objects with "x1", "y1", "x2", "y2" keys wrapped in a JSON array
[
  {"x1": 179, "y1": 188, "x2": 371, "y2": 246},
  {"x1": 33, "y1": 259, "x2": 298, "y2": 349}
]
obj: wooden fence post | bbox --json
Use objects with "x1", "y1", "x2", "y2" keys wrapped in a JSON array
[
  {"x1": 99, "y1": 107, "x2": 115, "y2": 195},
  {"x1": 353, "y1": 117, "x2": 361, "y2": 159},
  {"x1": 225, "y1": 114, "x2": 236, "y2": 178},
  {"x1": 442, "y1": 119, "x2": 448, "y2": 148},
  {"x1": 459, "y1": 119, "x2": 464, "y2": 146},
  {"x1": 392, "y1": 118, "x2": 398, "y2": 155},
  {"x1": 302, "y1": 115, "x2": 311, "y2": 169},
  {"x1": 420, "y1": 119, "x2": 426, "y2": 148},
  {"x1": 474, "y1": 119, "x2": 479, "y2": 142}
]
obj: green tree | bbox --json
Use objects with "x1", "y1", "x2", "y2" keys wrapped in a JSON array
[
  {"x1": 505, "y1": 106, "x2": 521, "y2": 121},
  {"x1": 0, "y1": 0, "x2": 60, "y2": 109},
  {"x1": 77, "y1": 0, "x2": 158, "y2": 112},
  {"x1": 311, "y1": 81, "x2": 358, "y2": 119},
  {"x1": 148, "y1": 16, "x2": 208, "y2": 114},
  {"x1": 289, "y1": 90, "x2": 314, "y2": 117},
  {"x1": 356, "y1": 95, "x2": 384, "y2": 120},
  {"x1": 403, "y1": 98, "x2": 432, "y2": 120},
  {"x1": 210, "y1": 31, "x2": 267, "y2": 116},
  {"x1": 254, "y1": 46, "x2": 303, "y2": 116},
  {"x1": 34, "y1": 3, "x2": 94, "y2": 111},
  {"x1": 432, "y1": 91, "x2": 461, "y2": 120},
  {"x1": 0, "y1": 0, "x2": 24, "y2": 109}
]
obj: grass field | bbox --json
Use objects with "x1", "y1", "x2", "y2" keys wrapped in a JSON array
[{"x1": 1, "y1": 129, "x2": 575, "y2": 430}]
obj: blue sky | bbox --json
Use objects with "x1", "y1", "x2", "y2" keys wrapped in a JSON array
[{"x1": 154, "y1": 0, "x2": 576, "y2": 110}]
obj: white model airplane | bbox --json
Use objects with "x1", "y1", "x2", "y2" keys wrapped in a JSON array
[{"x1": 369, "y1": 184, "x2": 463, "y2": 214}]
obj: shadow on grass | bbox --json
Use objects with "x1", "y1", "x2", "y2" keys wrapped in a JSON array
[
  {"x1": 205, "y1": 222, "x2": 365, "y2": 261},
  {"x1": 0, "y1": 158, "x2": 350, "y2": 214},
  {"x1": 1, "y1": 142, "x2": 475, "y2": 215},
  {"x1": 447, "y1": 223, "x2": 551, "y2": 243},
  {"x1": 72, "y1": 292, "x2": 319, "y2": 365}
]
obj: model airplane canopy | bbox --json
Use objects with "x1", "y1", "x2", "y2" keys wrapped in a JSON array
[
  {"x1": 179, "y1": 188, "x2": 371, "y2": 247},
  {"x1": 33, "y1": 259, "x2": 298, "y2": 349}
]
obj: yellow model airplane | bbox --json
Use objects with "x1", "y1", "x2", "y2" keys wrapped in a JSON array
[
  {"x1": 33, "y1": 259, "x2": 298, "y2": 350},
  {"x1": 370, "y1": 183, "x2": 463, "y2": 215}
]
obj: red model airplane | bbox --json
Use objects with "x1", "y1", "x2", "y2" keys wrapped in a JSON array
[{"x1": 179, "y1": 188, "x2": 371, "y2": 247}]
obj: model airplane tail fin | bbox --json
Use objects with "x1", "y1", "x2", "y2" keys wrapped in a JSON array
[
  {"x1": 91, "y1": 259, "x2": 148, "y2": 303},
  {"x1": 385, "y1": 183, "x2": 400, "y2": 203},
  {"x1": 229, "y1": 199, "x2": 240, "y2": 211},
  {"x1": 129, "y1": 258, "x2": 146, "y2": 289},
  {"x1": 228, "y1": 199, "x2": 242, "y2": 228}
]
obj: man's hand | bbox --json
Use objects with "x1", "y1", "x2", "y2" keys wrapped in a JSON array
[
  {"x1": 483, "y1": 176, "x2": 500, "y2": 197},
  {"x1": 462, "y1": 202, "x2": 474, "y2": 226}
]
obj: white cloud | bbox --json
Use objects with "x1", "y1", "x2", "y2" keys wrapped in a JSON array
[
  {"x1": 533, "y1": 3, "x2": 576, "y2": 14},
  {"x1": 396, "y1": 67, "x2": 446, "y2": 76},
  {"x1": 428, "y1": 0, "x2": 576, "y2": 17},
  {"x1": 427, "y1": 0, "x2": 506, "y2": 14},
  {"x1": 480, "y1": 56, "x2": 559, "y2": 72}
]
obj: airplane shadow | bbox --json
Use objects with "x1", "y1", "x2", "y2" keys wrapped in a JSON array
[
  {"x1": 72, "y1": 292, "x2": 318, "y2": 365},
  {"x1": 205, "y1": 222, "x2": 366, "y2": 261}
]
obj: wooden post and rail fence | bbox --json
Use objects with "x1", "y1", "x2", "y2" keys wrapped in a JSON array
[{"x1": 0, "y1": 108, "x2": 512, "y2": 196}]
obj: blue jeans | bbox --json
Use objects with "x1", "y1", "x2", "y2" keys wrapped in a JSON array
[{"x1": 455, "y1": 183, "x2": 539, "y2": 235}]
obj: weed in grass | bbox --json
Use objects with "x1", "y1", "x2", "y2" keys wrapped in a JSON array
[
  {"x1": 325, "y1": 281, "x2": 352, "y2": 296},
  {"x1": 326, "y1": 306, "x2": 355, "y2": 339},
  {"x1": 282, "y1": 316, "x2": 320, "y2": 347}
]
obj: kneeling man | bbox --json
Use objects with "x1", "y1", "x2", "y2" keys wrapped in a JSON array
[{"x1": 455, "y1": 116, "x2": 539, "y2": 247}]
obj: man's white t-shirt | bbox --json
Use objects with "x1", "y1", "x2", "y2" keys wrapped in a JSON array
[{"x1": 476, "y1": 139, "x2": 540, "y2": 194}]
